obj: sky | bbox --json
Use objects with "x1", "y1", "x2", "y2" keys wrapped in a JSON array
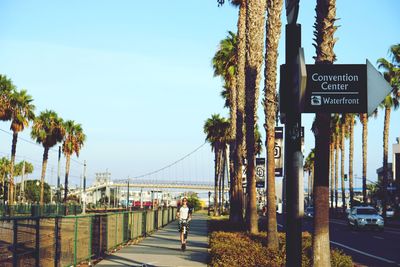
[{"x1": 0, "y1": 1, "x2": 399, "y2": 190}]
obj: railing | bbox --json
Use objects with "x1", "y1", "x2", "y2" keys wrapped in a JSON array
[
  {"x1": 0, "y1": 207, "x2": 177, "y2": 267},
  {"x1": 0, "y1": 204, "x2": 83, "y2": 218}
]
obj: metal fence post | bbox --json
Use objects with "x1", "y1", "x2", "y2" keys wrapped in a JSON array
[
  {"x1": 54, "y1": 216, "x2": 60, "y2": 267},
  {"x1": 35, "y1": 217, "x2": 40, "y2": 267},
  {"x1": 89, "y1": 216, "x2": 92, "y2": 265},
  {"x1": 74, "y1": 217, "x2": 78, "y2": 266},
  {"x1": 13, "y1": 219, "x2": 18, "y2": 267}
]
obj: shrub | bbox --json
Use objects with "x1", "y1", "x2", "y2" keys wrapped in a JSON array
[{"x1": 209, "y1": 219, "x2": 353, "y2": 267}]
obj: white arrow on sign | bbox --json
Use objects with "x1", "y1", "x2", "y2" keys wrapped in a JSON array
[{"x1": 367, "y1": 59, "x2": 393, "y2": 115}]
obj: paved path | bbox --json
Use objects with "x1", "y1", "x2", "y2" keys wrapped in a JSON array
[{"x1": 96, "y1": 213, "x2": 209, "y2": 267}]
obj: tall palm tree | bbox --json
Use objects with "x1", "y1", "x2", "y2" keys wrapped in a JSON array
[
  {"x1": 377, "y1": 44, "x2": 400, "y2": 218},
  {"x1": 0, "y1": 157, "x2": 11, "y2": 204},
  {"x1": 8, "y1": 90, "x2": 35, "y2": 204},
  {"x1": 340, "y1": 114, "x2": 348, "y2": 211},
  {"x1": 216, "y1": 0, "x2": 246, "y2": 225},
  {"x1": 244, "y1": 0, "x2": 266, "y2": 234},
  {"x1": 304, "y1": 149, "x2": 315, "y2": 205},
  {"x1": 31, "y1": 110, "x2": 65, "y2": 205},
  {"x1": 232, "y1": 0, "x2": 246, "y2": 225},
  {"x1": 263, "y1": 0, "x2": 283, "y2": 250},
  {"x1": 212, "y1": 31, "x2": 238, "y2": 217},
  {"x1": 204, "y1": 114, "x2": 230, "y2": 216},
  {"x1": 62, "y1": 120, "x2": 86, "y2": 209},
  {"x1": 348, "y1": 114, "x2": 356, "y2": 207},
  {"x1": 358, "y1": 113, "x2": 368, "y2": 203},
  {"x1": 0, "y1": 75, "x2": 15, "y2": 122},
  {"x1": 312, "y1": 0, "x2": 338, "y2": 265},
  {"x1": 331, "y1": 114, "x2": 340, "y2": 210}
]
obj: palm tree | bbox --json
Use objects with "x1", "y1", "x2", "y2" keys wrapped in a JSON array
[
  {"x1": 212, "y1": 31, "x2": 239, "y2": 217},
  {"x1": 0, "y1": 157, "x2": 11, "y2": 204},
  {"x1": 231, "y1": 0, "x2": 246, "y2": 225},
  {"x1": 31, "y1": 110, "x2": 65, "y2": 205},
  {"x1": 340, "y1": 114, "x2": 348, "y2": 212},
  {"x1": 263, "y1": 0, "x2": 283, "y2": 250},
  {"x1": 359, "y1": 113, "x2": 368, "y2": 203},
  {"x1": 312, "y1": 0, "x2": 338, "y2": 265},
  {"x1": 244, "y1": 0, "x2": 266, "y2": 234},
  {"x1": 62, "y1": 120, "x2": 86, "y2": 209},
  {"x1": 8, "y1": 89, "x2": 35, "y2": 204},
  {"x1": 331, "y1": 114, "x2": 340, "y2": 210},
  {"x1": 304, "y1": 149, "x2": 315, "y2": 206},
  {"x1": 0, "y1": 75, "x2": 15, "y2": 122},
  {"x1": 329, "y1": 136, "x2": 334, "y2": 210},
  {"x1": 348, "y1": 114, "x2": 356, "y2": 207},
  {"x1": 216, "y1": 0, "x2": 246, "y2": 225},
  {"x1": 377, "y1": 44, "x2": 400, "y2": 218},
  {"x1": 204, "y1": 114, "x2": 230, "y2": 216}
]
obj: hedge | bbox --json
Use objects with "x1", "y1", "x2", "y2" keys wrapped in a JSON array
[{"x1": 209, "y1": 222, "x2": 353, "y2": 267}]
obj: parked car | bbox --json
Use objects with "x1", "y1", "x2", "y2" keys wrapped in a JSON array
[
  {"x1": 386, "y1": 208, "x2": 395, "y2": 219},
  {"x1": 348, "y1": 206, "x2": 384, "y2": 231},
  {"x1": 305, "y1": 206, "x2": 314, "y2": 219}
]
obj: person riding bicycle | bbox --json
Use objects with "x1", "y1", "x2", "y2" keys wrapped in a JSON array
[{"x1": 176, "y1": 197, "x2": 192, "y2": 251}]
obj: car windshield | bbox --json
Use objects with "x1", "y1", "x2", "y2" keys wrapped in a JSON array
[{"x1": 357, "y1": 208, "x2": 377, "y2": 215}]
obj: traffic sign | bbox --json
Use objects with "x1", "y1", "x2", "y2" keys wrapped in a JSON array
[
  {"x1": 256, "y1": 158, "x2": 266, "y2": 188},
  {"x1": 301, "y1": 60, "x2": 392, "y2": 114}
]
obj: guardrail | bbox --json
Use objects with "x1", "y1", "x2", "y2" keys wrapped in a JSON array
[{"x1": 0, "y1": 207, "x2": 177, "y2": 266}]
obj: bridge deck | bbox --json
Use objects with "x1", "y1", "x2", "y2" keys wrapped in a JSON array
[{"x1": 96, "y1": 213, "x2": 209, "y2": 267}]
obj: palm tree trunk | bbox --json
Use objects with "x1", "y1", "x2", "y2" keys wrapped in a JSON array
[
  {"x1": 263, "y1": 0, "x2": 283, "y2": 250},
  {"x1": 312, "y1": 0, "x2": 337, "y2": 262},
  {"x1": 230, "y1": 0, "x2": 246, "y2": 225},
  {"x1": 229, "y1": 0, "x2": 246, "y2": 224},
  {"x1": 341, "y1": 123, "x2": 346, "y2": 212},
  {"x1": 221, "y1": 147, "x2": 227, "y2": 213},
  {"x1": 330, "y1": 141, "x2": 334, "y2": 209},
  {"x1": 335, "y1": 139, "x2": 339, "y2": 210},
  {"x1": 311, "y1": 164, "x2": 314, "y2": 202},
  {"x1": 218, "y1": 148, "x2": 224, "y2": 215},
  {"x1": 349, "y1": 117, "x2": 354, "y2": 207},
  {"x1": 244, "y1": 0, "x2": 265, "y2": 234},
  {"x1": 64, "y1": 153, "x2": 71, "y2": 214},
  {"x1": 214, "y1": 147, "x2": 220, "y2": 216},
  {"x1": 382, "y1": 107, "x2": 391, "y2": 218},
  {"x1": 40, "y1": 146, "x2": 50, "y2": 205},
  {"x1": 313, "y1": 113, "x2": 331, "y2": 267},
  {"x1": 9, "y1": 132, "x2": 18, "y2": 204},
  {"x1": 361, "y1": 113, "x2": 368, "y2": 203}
]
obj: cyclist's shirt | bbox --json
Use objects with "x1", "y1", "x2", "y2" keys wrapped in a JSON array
[{"x1": 178, "y1": 205, "x2": 192, "y2": 220}]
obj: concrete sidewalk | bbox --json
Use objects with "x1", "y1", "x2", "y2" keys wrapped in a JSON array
[{"x1": 96, "y1": 213, "x2": 209, "y2": 267}]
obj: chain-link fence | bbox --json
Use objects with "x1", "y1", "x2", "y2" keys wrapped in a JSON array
[{"x1": 0, "y1": 207, "x2": 177, "y2": 267}]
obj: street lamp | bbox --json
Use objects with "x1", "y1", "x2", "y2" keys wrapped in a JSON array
[{"x1": 208, "y1": 191, "x2": 211, "y2": 216}]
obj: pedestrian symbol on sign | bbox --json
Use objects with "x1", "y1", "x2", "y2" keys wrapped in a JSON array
[{"x1": 311, "y1": 95, "x2": 322, "y2": 106}]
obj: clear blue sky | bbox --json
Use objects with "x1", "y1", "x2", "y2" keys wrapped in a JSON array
[{"x1": 0, "y1": 1, "x2": 399, "y2": 189}]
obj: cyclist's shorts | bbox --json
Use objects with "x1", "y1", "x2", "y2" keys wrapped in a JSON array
[{"x1": 178, "y1": 220, "x2": 190, "y2": 233}]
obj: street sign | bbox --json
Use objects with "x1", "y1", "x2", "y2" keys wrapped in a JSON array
[
  {"x1": 256, "y1": 158, "x2": 266, "y2": 188},
  {"x1": 301, "y1": 60, "x2": 392, "y2": 114},
  {"x1": 275, "y1": 127, "x2": 284, "y2": 177}
]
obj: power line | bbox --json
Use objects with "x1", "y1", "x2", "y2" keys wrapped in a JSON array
[
  {"x1": 132, "y1": 142, "x2": 207, "y2": 179},
  {"x1": 0, "y1": 127, "x2": 84, "y2": 166}
]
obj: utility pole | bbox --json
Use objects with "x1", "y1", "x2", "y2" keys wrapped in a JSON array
[
  {"x1": 82, "y1": 160, "x2": 87, "y2": 214},
  {"x1": 281, "y1": 1, "x2": 303, "y2": 266},
  {"x1": 57, "y1": 146, "x2": 61, "y2": 203},
  {"x1": 127, "y1": 178, "x2": 130, "y2": 211},
  {"x1": 20, "y1": 160, "x2": 26, "y2": 202}
]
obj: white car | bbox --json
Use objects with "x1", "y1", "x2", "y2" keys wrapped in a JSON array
[
  {"x1": 348, "y1": 206, "x2": 384, "y2": 231},
  {"x1": 386, "y1": 208, "x2": 395, "y2": 218}
]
